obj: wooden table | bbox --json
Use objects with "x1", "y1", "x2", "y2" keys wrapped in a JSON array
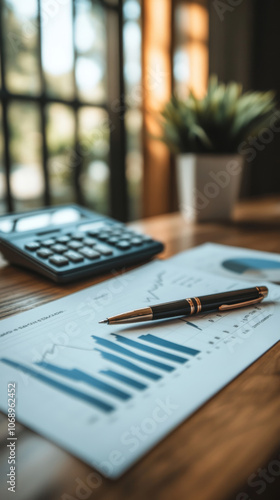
[{"x1": 1, "y1": 196, "x2": 280, "y2": 500}]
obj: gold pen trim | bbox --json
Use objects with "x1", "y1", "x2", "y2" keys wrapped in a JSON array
[
  {"x1": 256, "y1": 286, "x2": 268, "y2": 298},
  {"x1": 219, "y1": 295, "x2": 265, "y2": 311},
  {"x1": 193, "y1": 297, "x2": 202, "y2": 314},
  {"x1": 186, "y1": 298, "x2": 195, "y2": 315}
]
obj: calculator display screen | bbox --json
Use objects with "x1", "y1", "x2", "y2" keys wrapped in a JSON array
[{"x1": 0, "y1": 207, "x2": 85, "y2": 233}]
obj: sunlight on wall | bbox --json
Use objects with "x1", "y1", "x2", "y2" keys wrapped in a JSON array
[
  {"x1": 174, "y1": 2, "x2": 209, "y2": 99},
  {"x1": 142, "y1": 0, "x2": 172, "y2": 216}
]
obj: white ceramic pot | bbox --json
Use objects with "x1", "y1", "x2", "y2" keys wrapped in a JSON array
[{"x1": 176, "y1": 154, "x2": 244, "y2": 222}]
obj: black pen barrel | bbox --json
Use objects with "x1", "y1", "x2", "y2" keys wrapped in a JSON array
[
  {"x1": 103, "y1": 286, "x2": 268, "y2": 324},
  {"x1": 198, "y1": 287, "x2": 261, "y2": 313},
  {"x1": 151, "y1": 287, "x2": 263, "y2": 320},
  {"x1": 152, "y1": 299, "x2": 193, "y2": 320}
]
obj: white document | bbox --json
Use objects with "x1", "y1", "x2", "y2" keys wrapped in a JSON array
[
  {"x1": 0, "y1": 249, "x2": 280, "y2": 478},
  {"x1": 170, "y1": 243, "x2": 280, "y2": 284}
]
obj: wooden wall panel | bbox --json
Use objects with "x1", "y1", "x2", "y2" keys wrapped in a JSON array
[{"x1": 142, "y1": 0, "x2": 173, "y2": 217}]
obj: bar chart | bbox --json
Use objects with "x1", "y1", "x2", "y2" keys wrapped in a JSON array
[
  {"x1": 0, "y1": 328, "x2": 202, "y2": 415},
  {"x1": 1, "y1": 252, "x2": 279, "y2": 478},
  {"x1": 1, "y1": 298, "x2": 272, "y2": 419}
]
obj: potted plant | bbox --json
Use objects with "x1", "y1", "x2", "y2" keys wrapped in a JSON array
[{"x1": 160, "y1": 76, "x2": 276, "y2": 221}]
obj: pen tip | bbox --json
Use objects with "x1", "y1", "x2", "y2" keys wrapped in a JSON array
[{"x1": 99, "y1": 319, "x2": 108, "y2": 324}]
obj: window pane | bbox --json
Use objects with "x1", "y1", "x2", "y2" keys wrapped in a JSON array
[
  {"x1": 78, "y1": 107, "x2": 110, "y2": 214},
  {"x1": 123, "y1": 0, "x2": 142, "y2": 219},
  {"x1": 46, "y1": 104, "x2": 76, "y2": 205},
  {"x1": 124, "y1": 0, "x2": 141, "y2": 21},
  {"x1": 75, "y1": 0, "x2": 107, "y2": 103},
  {"x1": 125, "y1": 109, "x2": 143, "y2": 220},
  {"x1": 3, "y1": 0, "x2": 41, "y2": 94},
  {"x1": 123, "y1": 3, "x2": 142, "y2": 96},
  {"x1": 41, "y1": 0, "x2": 74, "y2": 98},
  {"x1": 8, "y1": 102, "x2": 44, "y2": 211},
  {"x1": 0, "y1": 105, "x2": 6, "y2": 213}
]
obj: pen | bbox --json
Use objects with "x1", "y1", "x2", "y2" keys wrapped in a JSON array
[{"x1": 99, "y1": 286, "x2": 268, "y2": 325}]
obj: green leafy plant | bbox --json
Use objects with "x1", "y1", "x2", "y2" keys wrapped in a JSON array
[{"x1": 160, "y1": 76, "x2": 277, "y2": 154}]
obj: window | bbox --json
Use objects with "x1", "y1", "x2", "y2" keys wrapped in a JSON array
[
  {"x1": 0, "y1": 0, "x2": 208, "y2": 220},
  {"x1": 123, "y1": 0, "x2": 142, "y2": 220},
  {"x1": 0, "y1": 0, "x2": 130, "y2": 221}
]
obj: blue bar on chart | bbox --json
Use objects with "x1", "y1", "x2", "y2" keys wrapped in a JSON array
[
  {"x1": 92, "y1": 336, "x2": 174, "y2": 372},
  {"x1": 100, "y1": 369, "x2": 147, "y2": 390},
  {"x1": 111, "y1": 334, "x2": 188, "y2": 364},
  {"x1": 1, "y1": 358, "x2": 114, "y2": 413},
  {"x1": 95, "y1": 349, "x2": 161, "y2": 381},
  {"x1": 139, "y1": 334, "x2": 200, "y2": 356},
  {"x1": 36, "y1": 361, "x2": 131, "y2": 401}
]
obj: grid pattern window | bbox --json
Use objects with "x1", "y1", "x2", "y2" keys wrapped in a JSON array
[{"x1": 0, "y1": 0, "x2": 128, "y2": 220}]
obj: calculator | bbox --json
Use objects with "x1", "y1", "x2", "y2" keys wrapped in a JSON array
[{"x1": 0, "y1": 205, "x2": 164, "y2": 283}]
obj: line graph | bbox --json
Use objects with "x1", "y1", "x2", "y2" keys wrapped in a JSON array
[{"x1": 145, "y1": 271, "x2": 166, "y2": 302}]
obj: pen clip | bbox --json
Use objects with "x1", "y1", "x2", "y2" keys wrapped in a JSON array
[{"x1": 219, "y1": 295, "x2": 265, "y2": 311}]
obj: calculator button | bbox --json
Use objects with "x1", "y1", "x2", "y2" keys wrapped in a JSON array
[
  {"x1": 110, "y1": 231, "x2": 122, "y2": 237},
  {"x1": 87, "y1": 229, "x2": 99, "y2": 237},
  {"x1": 94, "y1": 244, "x2": 113, "y2": 256},
  {"x1": 51, "y1": 243, "x2": 68, "y2": 254},
  {"x1": 116, "y1": 241, "x2": 131, "y2": 250},
  {"x1": 79, "y1": 247, "x2": 101, "y2": 259},
  {"x1": 64, "y1": 250, "x2": 84, "y2": 263},
  {"x1": 49, "y1": 255, "x2": 69, "y2": 267},
  {"x1": 71, "y1": 232, "x2": 85, "y2": 241},
  {"x1": 107, "y1": 236, "x2": 119, "y2": 245},
  {"x1": 25, "y1": 241, "x2": 40, "y2": 251},
  {"x1": 83, "y1": 237, "x2": 97, "y2": 246},
  {"x1": 68, "y1": 240, "x2": 83, "y2": 250},
  {"x1": 130, "y1": 237, "x2": 144, "y2": 246},
  {"x1": 41, "y1": 238, "x2": 56, "y2": 247},
  {"x1": 98, "y1": 232, "x2": 111, "y2": 241},
  {"x1": 37, "y1": 248, "x2": 53, "y2": 259},
  {"x1": 56, "y1": 235, "x2": 70, "y2": 244}
]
